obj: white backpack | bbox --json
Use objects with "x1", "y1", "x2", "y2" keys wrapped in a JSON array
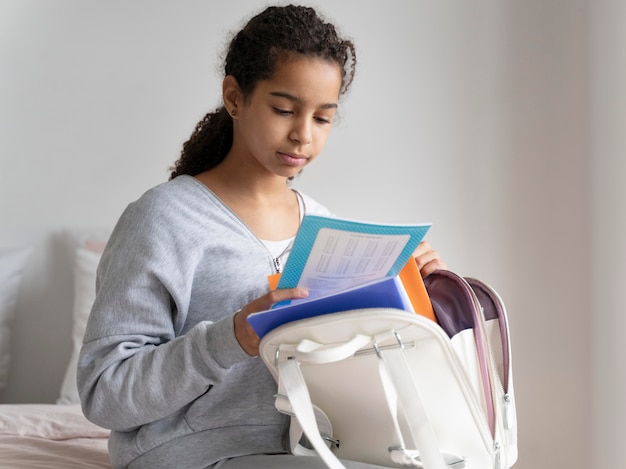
[{"x1": 259, "y1": 270, "x2": 517, "y2": 469}]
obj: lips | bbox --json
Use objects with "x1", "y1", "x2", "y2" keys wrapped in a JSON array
[{"x1": 277, "y1": 151, "x2": 308, "y2": 167}]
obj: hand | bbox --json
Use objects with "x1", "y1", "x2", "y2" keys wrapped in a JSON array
[
  {"x1": 413, "y1": 241, "x2": 446, "y2": 278},
  {"x1": 233, "y1": 287, "x2": 309, "y2": 356}
]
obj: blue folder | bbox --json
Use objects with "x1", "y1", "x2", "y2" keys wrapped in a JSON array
[{"x1": 247, "y1": 276, "x2": 412, "y2": 338}]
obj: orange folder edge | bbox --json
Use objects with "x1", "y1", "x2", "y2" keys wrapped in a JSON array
[
  {"x1": 267, "y1": 273, "x2": 281, "y2": 291},
  {"x1": 399, "y1": 258, "x2": 437, "y2": 322}
]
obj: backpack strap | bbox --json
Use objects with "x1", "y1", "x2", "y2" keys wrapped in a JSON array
[
  {"x1": 278, "y1": 356, "x2": 345, "y2": 469},
  {"x1": 374, "y1": 331, "x2": 466, "y2": 469}
]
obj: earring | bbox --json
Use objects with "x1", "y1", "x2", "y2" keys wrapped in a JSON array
[{"x1": 229, "y1": 109, "x2": 237, "y2": 118}]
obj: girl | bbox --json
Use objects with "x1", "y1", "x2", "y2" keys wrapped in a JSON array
[{"x1": 78, "y1": 5, "x2": 445, "y2": 469}]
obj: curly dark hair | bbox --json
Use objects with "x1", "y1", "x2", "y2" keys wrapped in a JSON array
[{"x1": 169, "y1": 4, "x2": 356, "y2": 179}]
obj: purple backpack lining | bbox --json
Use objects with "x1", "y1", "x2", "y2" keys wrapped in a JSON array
[{"x1": 423, "y1": 270, "x2": 510, "y2": 438}]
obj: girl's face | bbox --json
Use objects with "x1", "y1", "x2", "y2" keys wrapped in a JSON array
[{"x1": 230, "y1": 56, "x2": 343, "y2": 179}]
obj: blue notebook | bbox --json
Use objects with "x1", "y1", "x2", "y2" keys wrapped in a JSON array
[{"x1": 248, "y1": 275, "x2": 413, "y2": 338}]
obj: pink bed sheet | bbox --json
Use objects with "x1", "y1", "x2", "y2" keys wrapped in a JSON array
[{"x1": 0, "y1": 404, "x2": 111, "y2": 468}]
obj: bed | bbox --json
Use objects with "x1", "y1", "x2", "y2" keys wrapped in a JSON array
[
  {"x1": 0, "y1": 404, "x2": 110, "y2": 468},
  {"x1": 1, "y1": 230, "x2": 112, "y2": 468}
]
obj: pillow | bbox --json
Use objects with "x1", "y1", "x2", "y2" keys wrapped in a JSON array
[
  {"x1": 63, "y1": 227, "x2": 110, "y2": 258},
  {"x1": 57, "y1": 245, "x2": 103, "y2": 405},
  {"x1": 0, "y1": 246, "x2": 32, "y2": 390}
]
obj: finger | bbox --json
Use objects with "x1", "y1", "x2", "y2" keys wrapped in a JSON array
[
  {"x1": 234, "y1": 288, "x2": 310, "y2": 357},
  {"x1": 413, "y1": 242, "x2": 447, "y2": 277},
  {"x1": 414, "y1": 248, "x2": 439, "y2": 271},
  {"x1": 419, "y1": 257, "x2": 447, "y2": 278},
  {"x1": 413, "y1": 240, "x2": 434, "y2": 257},
  {"x1": 266, "y1": 287, "x2": 309, "y2": 306},
  {"x1": 240, "y1": 288, "x2": 309, "y2": 317}
]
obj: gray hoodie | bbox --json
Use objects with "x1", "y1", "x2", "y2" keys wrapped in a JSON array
[{"x1": 77, "y1": 175, "x2": 331, "y2": 468}]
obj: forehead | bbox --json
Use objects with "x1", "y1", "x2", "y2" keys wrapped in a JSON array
[{"x1": 255, "y1": 56, "x2": 343, "y2": 104}]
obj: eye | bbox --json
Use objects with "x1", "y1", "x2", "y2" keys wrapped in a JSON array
[
  {"x1": 273, "y1": 107, "x2": 293, "y2": 116},
  {"x1": 314, "y1": 115, "x2": 333, "y2": 125}
]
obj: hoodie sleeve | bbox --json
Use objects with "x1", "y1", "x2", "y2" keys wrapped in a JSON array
[{"x1": 77, "y1": 195, "x2": 252, "y2": 431}]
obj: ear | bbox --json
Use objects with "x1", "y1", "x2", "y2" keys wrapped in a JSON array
[{"x1": 223, "y1": 75, "x2": 241, "y2": 118}]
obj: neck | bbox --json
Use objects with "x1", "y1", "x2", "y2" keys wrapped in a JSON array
[
  {"x1": 197, "y1": 161, "x2": 292, "y2": 205},
  {"x1": 195, "y1": 159, "x2": 300, "y2": 241}
]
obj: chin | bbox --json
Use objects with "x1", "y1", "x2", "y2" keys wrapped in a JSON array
[
  {"x1": 273, "y1": 166, "x2": 304, "y2": 179},
  {"x1": 286, "y1": 168, "x2": 304, "y2": 179}
]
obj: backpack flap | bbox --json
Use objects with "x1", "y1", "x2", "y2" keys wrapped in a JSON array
[{"x1": 260, "y1": 308, "x2": 497, "y2": 468}]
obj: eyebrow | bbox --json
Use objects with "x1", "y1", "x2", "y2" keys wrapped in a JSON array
[{"x1": 269, "y1": 91, "x2": 338, "y2": 110}]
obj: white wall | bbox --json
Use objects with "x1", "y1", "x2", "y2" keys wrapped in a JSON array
[
  {"x1": 589, "y1": 1, "x2": 626, "y2": 468},
  {"x1": 2, "y1": 1, "x2": 620, "y2": 468}
]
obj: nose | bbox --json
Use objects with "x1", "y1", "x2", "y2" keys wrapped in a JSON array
[{"x1": 289, "y1": 117, "x2": 312, "y2": 145}]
